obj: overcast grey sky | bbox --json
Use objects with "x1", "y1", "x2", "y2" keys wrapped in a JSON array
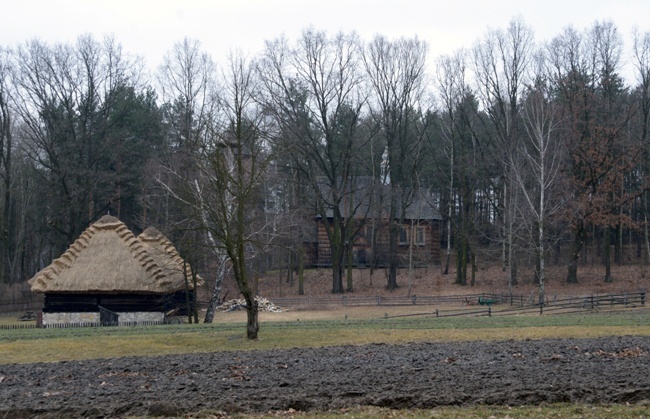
[{"x1": 3, "y1": 0, "x2": 649, "y2": 82}]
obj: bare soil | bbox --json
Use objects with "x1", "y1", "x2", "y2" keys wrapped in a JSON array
[{"x1": 2, "y1": 336, "x2": 650, "y2": 417}]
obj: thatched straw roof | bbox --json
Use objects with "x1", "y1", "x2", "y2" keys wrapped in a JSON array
[
  {"x1": 137, "y1": 227, "x2": 203, "y2": 289},
  {"x1": 29, "y1": 215, "x2": 186, "y2": 294}
]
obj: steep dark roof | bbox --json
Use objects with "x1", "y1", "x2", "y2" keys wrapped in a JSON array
[{"x1": 318, "y1": 176, "x2": 442, "y2": 221}]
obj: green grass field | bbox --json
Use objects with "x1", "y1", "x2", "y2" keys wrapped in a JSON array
[
  {"x1": 2, "y1": 307, "x2": 650, "y2": 364},
  {"x1": 3, "y1": 308, "x2": 650, "y2": 418}
]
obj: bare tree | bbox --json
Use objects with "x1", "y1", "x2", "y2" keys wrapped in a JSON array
[
  {"x1": 512, "y1": 52, "x2": 566, "y2": 303},
  {"x1": 0, "y1": 47, "x2": 14, "y2": 284},
  {"x1": 155, "y1": 38, "x2": 229, "y2": 321},
  {"x1": 434, "y1": 50, "x2": 468, "y2": 276},
  {"x1": 259, "y1": 29, "x2": 368, "y2": 294},
  {"x1": 363, "y1": 35, "x2": 428, "y2": 290},
  {"x1": 546, "y1": 26, "x2": 591, "y2": 283},
  {"x1": 157, "y1": 38, "x2": 216, "y2": 152},
  {"x1": 161, "y1": 52, "x2": 269, "y2": 339},
  {"x1": 633, "y1": 28, "x2": 650, "y2": 263},
  {"x1": 472, "y1": 17, "x2": 534, "y2": 288}
]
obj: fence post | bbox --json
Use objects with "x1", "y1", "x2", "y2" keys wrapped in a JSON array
[
  {"x1": 436, "y1": 309, "x2": 439, "y2": 318},
  {"x1": 642, "y1": 291, "x2": 646, "y2": 306},
  {"x1": 488, "y1": 306, "x2": 491, "y2": 317},
  {"x1": 539, "y1": 304, "x2": 543, "y2": 315}
]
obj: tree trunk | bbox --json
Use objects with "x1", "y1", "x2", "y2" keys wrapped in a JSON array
[
  {"x1": 507, "y1": 191, "x2": 517, "y2": 286},
  {"x1": 298, "y1": 246, "x2": 305, "y2": 295},
  {"x1": 456, "y1": 235, "x2": 467, "y2": 286},
  {"x1": 331, "y1": 248, "x2": 344, "y2": 294},
  {"x1": 203, "y1": 258, "x2": 226, "y2": 323},
  {"x1": 456, "y1": 185, "x2": 473, "y2": 287},
  {"x1": 538, "y1": 218, "x2": 545, "y2": 305},
  {"x1": 645, "y1": 193, "x2": 650, "y2": 266},
  {"x1": 369, "y1": 217, "x2": 377, "y2": 285},
  {"x1": 533, "y1": 220, "x2": 541, "y2": 285},
  {"x1": 191, "y1": 264, "x2": 199, "y2": 324},
  {"x1": 501, "y1": 184, "x2": 507, "y2": 273},
  {"x1": 470, "y1": 249, "x2": 476, "y2": 287},
  {"x1": 0, "y1": 84, "x2": 11, "y2": 284},
  {"x1": 604, "y1": 225, "x2": 613, "y2": 283},
  {"x1": 387, "y1": 219, "x2": 399, "y2": 290},
  {"x1": 443, "y1": 152, "x2": 453, "y2": 275},
  {"x1": 408, "y1": 220, "x2": 414, "y2": 296},
  {"x1": 443, "y1": 238, "x2": 451, "y2": 275},
  {"x1": 286, "y1": 250, "x2": 294, "y2": 287},
  {"x1": 386, "y1": 180, "x2": 400, "y2": 291},
  {"x1": 566, "y1": 222, "x2": 584, "y2": 284},
  {"x1": 346, "y1": 190, "x2": 354, "y2": 292},
  {"x1": 244, "y1": 294, "x2": 259, "y2": 340},
  {"x1": 330, "y1": 220, "x2": 345, "y2": 294},
  {"x1": 203, "y1": 290, "x2": 219, "y2": 324},
  {"x1": 183, "y1": 259, "x2": 192, "y2": 323},
  {"x1": 510, "y1": 257, "x2": 518, "y2": 287},
  {"x1": 235, "y1": 216, "x2": 258, "y2": 339},
  {"x1": 615, "y1": 223, "x2": 622, "y2": 266},
  {"x1": 616, "y1": 178, "x2": 624, "y2": 266},
  {"x1": 346, "y1": 228, "x2": 353, "y2": 293},
  {"x1": 1, "y1": 147, "x2": 10, "y2": 284}
]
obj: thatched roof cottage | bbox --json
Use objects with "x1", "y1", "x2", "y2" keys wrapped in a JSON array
[
  {"x1": 29, "y1": 215, "x2": 199, "y2": 326},
  {"x1": 137, "y1": 226, "x2": 202, "y2": 288}
]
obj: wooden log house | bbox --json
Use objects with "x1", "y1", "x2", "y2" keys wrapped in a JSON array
[{"x1": 315, "y1": 178, "x2": 442, "y2": 268}]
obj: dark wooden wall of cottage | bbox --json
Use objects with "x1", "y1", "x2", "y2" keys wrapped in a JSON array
[
  {"x1": 317, "y1": 223, "x2": 333, "y2": 265},
  {"x1": 43, "y1": 291, "x2": 195, "y2": 315},
  {"x1": 316, "y1": 220, "x2": 440, "y2": 268}
]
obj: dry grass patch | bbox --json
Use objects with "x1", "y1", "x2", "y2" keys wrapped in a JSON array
[
  {"x1": 0, "y1": 314, "x2": 36, "y2": 326},
  {"x1": 2, "y1": 309, "x2": 650, "y2": 364},
  {"x1": 219, "y1": 305, "x2": 459, "y2": 323},
  {"x1": 140, "y1": 403, "x2": 650, "y2": 418}
]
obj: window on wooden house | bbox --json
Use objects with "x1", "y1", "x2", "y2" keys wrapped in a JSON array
[
  {"x1": 399, "y1": 227, "x2": 408, "y2": 245},
  {"x1": 364, "y1": 225, "x2": 374, "y2": 242},
  {"x1": 415, "y1": 226, "x2": 425, "y2": 245}
]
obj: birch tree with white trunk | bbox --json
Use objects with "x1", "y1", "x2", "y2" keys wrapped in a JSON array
[
  {"x1": 434, "y1": 50, "x2": 468, "y2": 276},
  {"x1": 472, "y1": 17, "x2": 534, "y2": 288},
  {"x1": 513, "y1": 66, "x2": 565, "y2": 304}
]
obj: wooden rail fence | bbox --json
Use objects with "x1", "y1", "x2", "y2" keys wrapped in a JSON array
[
  {"x1": 272, "y1": 293, "x2": 504, "y2": 308},
  {"x1": 383, "y1": 291, "x2": 646, "y2": 319},
  {"x1": 1, "y1": 291, "x2": 644, "y2": 329}
]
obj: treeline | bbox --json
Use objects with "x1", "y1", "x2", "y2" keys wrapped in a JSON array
[{"x1": 1, "y1": 17, "x2": 650, "y2": 308}]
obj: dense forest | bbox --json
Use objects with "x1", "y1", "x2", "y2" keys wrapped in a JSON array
[{"x1": 2, "y1": 17, "x2": 650, "y2": 318}]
